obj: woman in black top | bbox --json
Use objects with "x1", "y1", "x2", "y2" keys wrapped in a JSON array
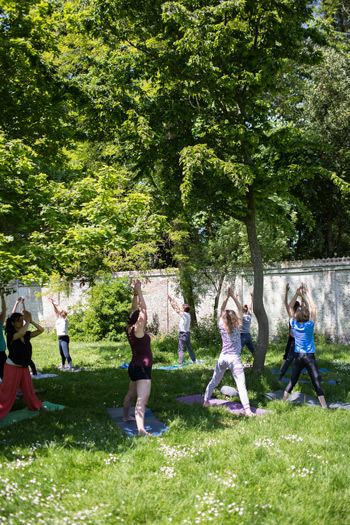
[{"x1": 0, "y1": 310, "x2": 47, "y2": 420}]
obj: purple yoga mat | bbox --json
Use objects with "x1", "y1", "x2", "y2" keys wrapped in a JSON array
[{"x1": 176, "y1": 395, "x2": 268, "y2": 416}]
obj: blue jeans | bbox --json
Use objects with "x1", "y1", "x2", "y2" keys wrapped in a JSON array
[
  {"x1": 240, "y1": 333, "x2": 255, "y2": 355},
  {"x1": 178, "y1": 332, "x2": 196, "y2": 365}
]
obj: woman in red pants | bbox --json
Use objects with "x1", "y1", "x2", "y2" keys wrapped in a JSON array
[{"x1": 0, "y1": 309, "x2": 47, "y2": 419}]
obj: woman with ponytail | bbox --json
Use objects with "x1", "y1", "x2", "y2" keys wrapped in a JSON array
[
  {"x1": 203, "y1": 286, "x2": 254, "y2": 417},
  {"x1": 122, "y1": 280, "x2": 153, "y2": 435}
]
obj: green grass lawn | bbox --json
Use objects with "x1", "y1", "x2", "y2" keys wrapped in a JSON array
[{"x1": 0, "y1": 333, "x2": 349, "y2": 524}]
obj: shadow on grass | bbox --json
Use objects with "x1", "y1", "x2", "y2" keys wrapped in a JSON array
[{"x1": 1, "y1": 354, "x2": 348, "y2": 456}]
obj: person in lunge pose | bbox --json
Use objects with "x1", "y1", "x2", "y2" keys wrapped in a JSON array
[
  {"x1": 168, "y1": 295, "x2": 196, "y2": 367},
  {"x1": 50, "y1": 298, "x2": 73, "y2": 370},
  {"x1": 240, "y1": 290, "x2": 255, "y2": 357},
  {"x1": 0, "y1": 291, "x2": 7, "y2": 379},
  {"x1": 123, "y1": 280, "x2": 153, "y2": 436},
  {"x1": 203, "y1": 286, "x2": 254, "y2": 417},
  {"x1": 283, "y1": 284, "x2": 327, "y2": 408},
  {"x1": 278, "y1": 283, "x2": 301, "y2": 381},
  {"x1": 0, "y1": 310, "x2": 48, "y2": 419}
]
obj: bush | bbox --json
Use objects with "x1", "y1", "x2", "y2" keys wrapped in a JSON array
[
  {"x1": 68, "y1": 276, "x2": 132, "y2": 342},
  {"x1": 191, "y1": 317, "x2": 222, "y2": 349}
]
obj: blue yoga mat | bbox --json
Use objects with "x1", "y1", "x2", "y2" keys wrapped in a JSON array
[
  {"x1": 153, "y1": 362, "x2": 193, "y2": 370},
  {"x1": 107, "y1": 407, "x2": 169, "y2": 436}
]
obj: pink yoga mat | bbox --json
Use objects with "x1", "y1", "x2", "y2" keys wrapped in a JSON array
[{"x1": 176, "y1": 395, "x2": 268, "y2": 416}]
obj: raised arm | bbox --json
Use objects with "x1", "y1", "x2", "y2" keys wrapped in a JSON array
[
  {"x1": 220, "y1": 286, "x2": 231, "y2": 316},
  {"x1": 23, "y1": 311, "x2": 44, "y2": 339},
  {"x1": 232, "y1": 290, "x2": 243, "y2": 323},
  {"x1": 303, "y1": 284, "x2": 316, "y2": 324},
  {"x1": 0, "y1": 291, "x2": 6, "y2": 325},
  {"x1": 168, "y1": 295, "x2": 181, "y2": 315},
  {"x1": 12, "y1": 296, "x2": 24, "y2": 314},
  {"x1": 284, "y1": 284, "x2": 290, "y2": 314},
  {"x1": 248, "y1": 290, "x2": 253, "y2": 314},
  {"x1": 288, "y1": 286, "x2": 302, "y2": 319},
  {"x1": 50, "y1": 298, "x2": 62, "y2": 318},
  {"x1": 11, "y1": 310, "x2": 30, "y2": 342},
  {"x1": 133, "y1": 281, "x2": 147, "y2": 335}
]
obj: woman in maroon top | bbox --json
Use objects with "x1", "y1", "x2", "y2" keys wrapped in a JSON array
[{"x1": 123, "y1": 280, "x2": 153, "y2": 436}]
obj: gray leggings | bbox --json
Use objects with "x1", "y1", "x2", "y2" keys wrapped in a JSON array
[{"x1": 204, "y1": 353, "x2": 250, "y2": 409}]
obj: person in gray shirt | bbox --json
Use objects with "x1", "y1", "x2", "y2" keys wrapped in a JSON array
[{"x1": 240, "y1": 291, "x2": 255, "y2": 357}]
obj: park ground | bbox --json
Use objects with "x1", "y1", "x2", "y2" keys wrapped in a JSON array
[{"x1": 0, "y1": 331, "x2": 349, "y2": 524}]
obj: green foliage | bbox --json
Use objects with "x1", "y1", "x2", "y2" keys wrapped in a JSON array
[
  {"x1": 68, "y1": 276, "x2": 132, "y2": 341},
  {"x1": 0, "y1": 0, "x2": 75, "y2": 164}
]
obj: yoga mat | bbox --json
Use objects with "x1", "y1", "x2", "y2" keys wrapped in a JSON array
[
  {"x1": 153, "y1": 362, "x2": 193, "y2": 370},
  {"x1": 0, "y1": 401, "x2": 66, "y2": 428},
  {"x1": 264, "y1": 390, "x2": 350, "y2": 410},
  {"x1": 107, "y1": 407, "x2": 169, "y2": 436},
  {"x1": 269, "y1": 368, "x2": 331, "y2": 375},
  {"x1": 31, "y1": 372, "x2": 58, "y2": 379},
  {"x1": 177, "y1": 395, "x2": 268, "y2": 416}
]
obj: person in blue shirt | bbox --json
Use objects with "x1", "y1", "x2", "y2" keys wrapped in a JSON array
[{"x1": 283, "y1": 284, "x2": 327, "y2": 408}]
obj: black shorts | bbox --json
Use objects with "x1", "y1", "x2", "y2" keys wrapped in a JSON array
[{"x1": 128, "y1": 364, "x2": 152, "y2": 381}]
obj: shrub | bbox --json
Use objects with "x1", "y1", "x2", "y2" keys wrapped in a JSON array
[{"x1": 68, "y1": 276, "x2": 132, "y2": 342}]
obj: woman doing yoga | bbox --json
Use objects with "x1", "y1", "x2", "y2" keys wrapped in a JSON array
[
  {"x1": 203, "y1": 286, "x2": 254, "y2": 417},
  {"x1": 0, "y1": 310, "x2": 47, "y2": 419},
  {"x1": 123, "y1": 280, "x2": 153, "y2": 435},
  {"x1": 283, "y1": 284, "x2": 327, "y2": 408}
]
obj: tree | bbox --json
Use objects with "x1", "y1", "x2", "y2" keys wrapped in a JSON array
[
  {"x1": 0, "y1": 0, "x2": 78, "y2": 166},
  {"x1": 78, "y1": 0, "x2": 323, "y2": 370},
  {"x1": 0, "y1": 128, "x2": 166, "y2": 288}
]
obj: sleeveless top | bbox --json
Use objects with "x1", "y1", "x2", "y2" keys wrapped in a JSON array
[
  {"x1": 126, "y1": 327, "x2": 153, "y2": 368},
  {"x1": 7, "y1": 331, "x2": 32, "y2": 367}
]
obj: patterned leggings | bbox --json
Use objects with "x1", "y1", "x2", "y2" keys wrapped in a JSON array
[{"x1": 204, "y1": 353, "x2": 250, "y2": 409}]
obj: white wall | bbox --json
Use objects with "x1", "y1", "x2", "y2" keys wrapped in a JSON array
[{"x1": 4, "y1": 257, "x2": 350, "y2": 343}]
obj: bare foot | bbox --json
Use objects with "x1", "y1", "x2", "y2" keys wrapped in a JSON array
[
  {"x1": 138, "y1": 430, "x2": 154, "y2": 437},
  {"x1": 122, "y1": 416, "x2": 136, "y2": 422},
  {"x1": 203, "y1": 400, "x2": 210, "y2": 407}
]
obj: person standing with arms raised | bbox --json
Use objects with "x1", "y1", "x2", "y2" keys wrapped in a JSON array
[
  {"x1": 168, "y1": 295, "x2": 196, "y2": 367},
  {"x1": 203, "y1": 286, "x2": 254, "y2": 417},
  {"x1": 283, "y1": 284, "x2": 327, "y2": 408},
  {"x1": 123, "y1": 280, "x2": 153, "y2": 436}
]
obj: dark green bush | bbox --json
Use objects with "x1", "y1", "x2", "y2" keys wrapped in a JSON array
[{"x1": 68, "y1": 276, "x2": 132, "y2": 342}]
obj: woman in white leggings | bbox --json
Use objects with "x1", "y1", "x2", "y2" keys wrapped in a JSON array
[{"x1": 203, "y1": 286, "x2": 254, "y2": 417}]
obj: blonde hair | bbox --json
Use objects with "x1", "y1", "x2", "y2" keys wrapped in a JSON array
[{"x1": 222, "y1": 310, "x2": 239, "y2": 333}]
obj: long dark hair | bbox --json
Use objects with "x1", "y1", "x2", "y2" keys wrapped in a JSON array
[
  {"x1": 126, "y1": 310, "x2": 140, "y2": 326},
  {"x1": 5, "y1": 313, "x2": 23, "y2": 335},
  {"x1": 5, "y1": 312, "x2": 23, "y2": 345}
]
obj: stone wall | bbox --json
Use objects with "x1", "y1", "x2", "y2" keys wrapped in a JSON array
[{"x1": 3, "y1": 257, "x2": 350, "y2": 343}]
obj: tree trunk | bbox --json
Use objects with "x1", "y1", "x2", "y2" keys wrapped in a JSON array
[
  {"x1": 179, "y1": 266, "x2": 198, "y2": 328},
  {"x1": 213, "y1": 272, "x2": 225, "y2": 320},
  {"x1": 244, "y1": 191, "x2": 269, "y2": 372}
]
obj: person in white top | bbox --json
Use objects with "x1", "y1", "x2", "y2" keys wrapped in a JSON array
[
  {"x1": 168, "y1": 295, "x2": 196, "y2": 367},
  {"x1": 50, "y1": 299, "x2": 73, "y2": 370}
]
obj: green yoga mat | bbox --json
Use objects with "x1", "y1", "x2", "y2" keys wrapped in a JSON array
[{"x1": 0, "y1": 401, "x2": 65, "y2": 428}]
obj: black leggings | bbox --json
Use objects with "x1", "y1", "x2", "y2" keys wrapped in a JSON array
[{"x1": 285, "y1": 353, "x2": 323, "y2": 397}]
